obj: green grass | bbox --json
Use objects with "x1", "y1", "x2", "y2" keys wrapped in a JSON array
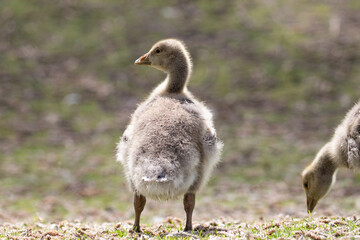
[{"x1": 1, "y1": 217, "x2": 360, "y2": 239}]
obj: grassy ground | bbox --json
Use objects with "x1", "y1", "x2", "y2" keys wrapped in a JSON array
[
  {"x1": 2, "y1": 216, "x2": 360, "y2": 239},
  {"x1": 1, "y1": 0, "x2": 360, "y2": 239}
]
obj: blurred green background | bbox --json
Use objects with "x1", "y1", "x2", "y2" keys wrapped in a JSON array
[{"x1": 1, "y1": 0, "x2": 360, "y2": 224}]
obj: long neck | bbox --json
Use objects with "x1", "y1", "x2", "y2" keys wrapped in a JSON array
[
  {"x1": 326, "y1": 138, "x2": 350, "y2": 168},
  {"x1": 316, "y1": 143, "x2": 338, "y2": 174},
  {"x1": 165, "y1": 56, "x2": 191, "y2": 93}
]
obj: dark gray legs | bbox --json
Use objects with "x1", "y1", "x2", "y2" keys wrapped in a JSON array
[
  {"x1": 133, "y1": 193, "x2": 195, "y2": 232},
  {"x1": 133, "y1": 194, "x2": 146, "y2": 232},
  {"x1": 183, "y1": 193, "x2": 195, "y2": 231}
]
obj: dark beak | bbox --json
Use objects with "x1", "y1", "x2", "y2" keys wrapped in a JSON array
[
  {"x1": 307, "y1": 197, "x2": 318, "y2": 213},
  {"x1": 134, "y1": 53, "x2": 151, "y2": 65}
]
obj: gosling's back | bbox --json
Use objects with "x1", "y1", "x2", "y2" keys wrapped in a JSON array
[
  {"x1": 127, "y1": 96, "x2": 205, "y2": 200},
  {"x1": 331, "y1": 101, "x2": 360, "y2": 169}
]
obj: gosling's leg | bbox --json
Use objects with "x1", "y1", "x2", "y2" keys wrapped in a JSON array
[
  {"x1": 133, "y1": 194, "x2": 146, "y2": 232},
  {"x1": 183, "y1": 192, "x2": 195, "y2": 232}
]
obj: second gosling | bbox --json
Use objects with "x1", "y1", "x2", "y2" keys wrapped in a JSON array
[{"x1": 302, "y1": 101, "x2": 360, "y2": 213}]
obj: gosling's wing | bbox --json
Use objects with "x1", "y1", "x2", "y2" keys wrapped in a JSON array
[
  {"x1": 347, "y1": 121, "x2": 360, "y2": 169},
  {"x1": 116, "y1": 99, "x2": 153, "y2": 164},
  {"x1": 203, "y1": 128, "x2": 217, "y2": 147},
  {"x1": 180, "y1": 95, "x2": 221, "y2": 148},
  {"x1": 116, "y1": 124, "x2": 133, "y2": 164},
  {"x1": 178, "y1": 94, "x2": 222, "y2": 152},
  {"x1": 347, "y1": 106, "x2": 360, "y2": 169},
  {"x1": 347, "y1": 137, "x2": 360, "y2": 169}
]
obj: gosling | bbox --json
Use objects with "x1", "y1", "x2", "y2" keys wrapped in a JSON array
[
  {"x1": 117, "y1": 39, "x2": 223, "y2": 232},
  {"x1": 302, "y1": 101, "x2": 360, "y2": 213}
]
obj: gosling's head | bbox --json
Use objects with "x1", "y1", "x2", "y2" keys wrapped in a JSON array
[
  {"x1": 301, "y1": 150, "x2": 337, "y2": 213},
  {"x1": 134, "y1": 39, "x2": 192, "y2": 74}
]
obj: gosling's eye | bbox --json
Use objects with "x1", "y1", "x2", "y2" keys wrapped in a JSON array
[
  {"x1": 155, "y1": 48, "x2": 161, "y2": 54},
  {"x1": 304, "y1": 183, "x2": 308, "y2": 189}
]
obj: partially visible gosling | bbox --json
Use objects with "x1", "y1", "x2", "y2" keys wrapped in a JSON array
[{"x1": 302, "y1": 101, "x2": 360, "y2": 213}]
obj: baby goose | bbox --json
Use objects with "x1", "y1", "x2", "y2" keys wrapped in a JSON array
[
  {"x1": 117, "y1": 39, "x2": 223, "y2": 232},
  {"x1": 302, "y1": 101, "x2": 360, "y2": 213}
]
